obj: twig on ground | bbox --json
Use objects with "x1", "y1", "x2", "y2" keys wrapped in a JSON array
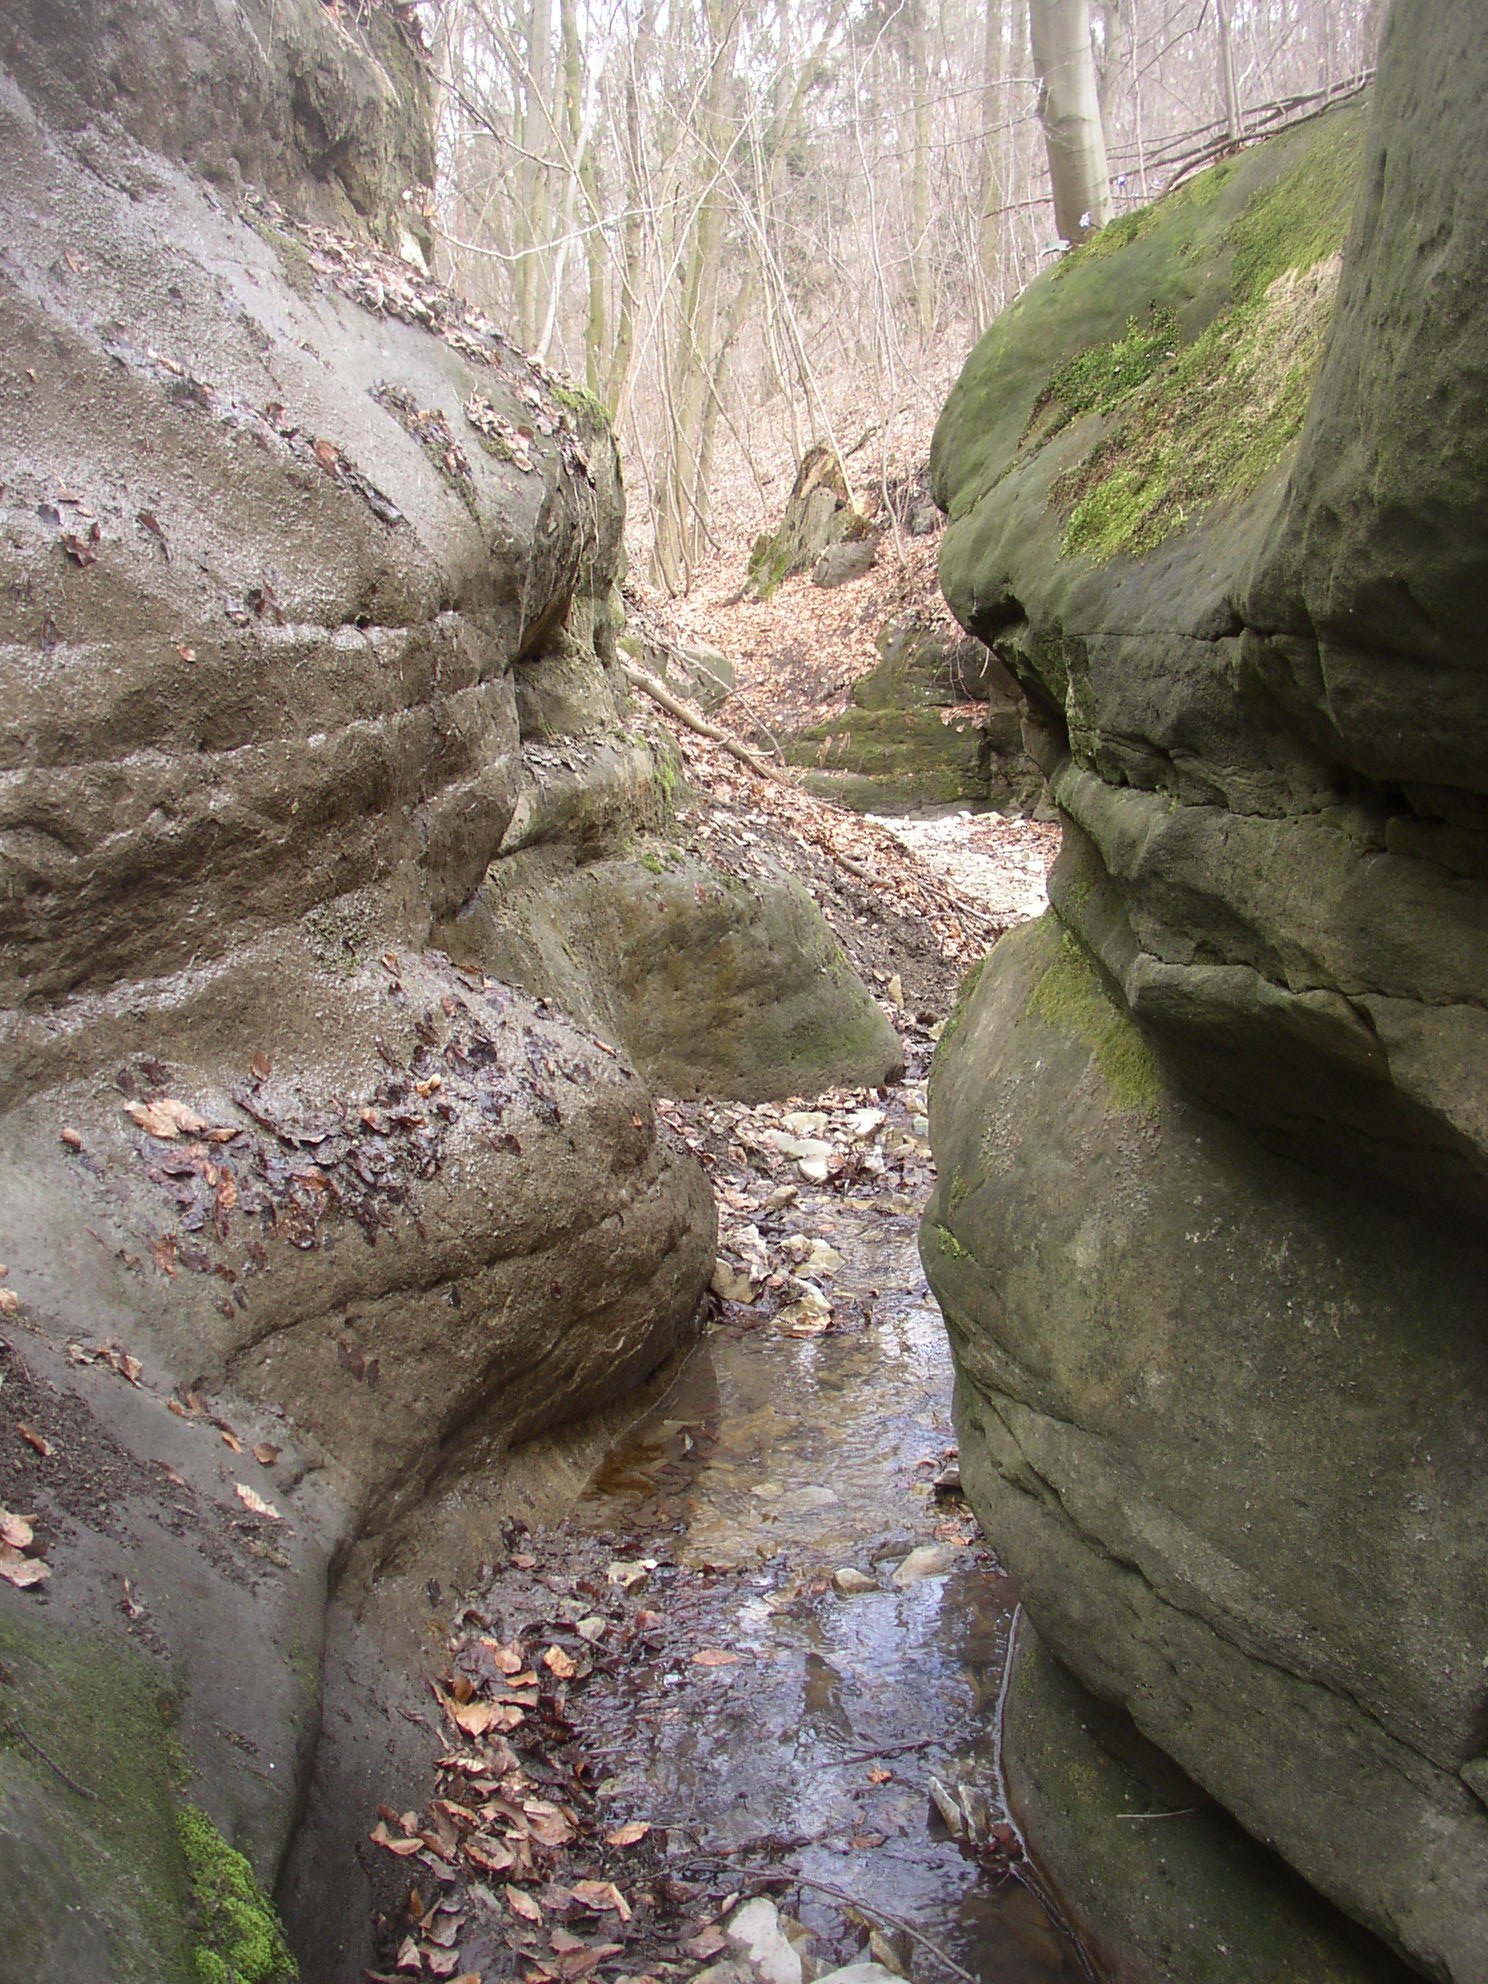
[{"x1": 6, "y1": 1716, "x2": 98, "y2": 1800}]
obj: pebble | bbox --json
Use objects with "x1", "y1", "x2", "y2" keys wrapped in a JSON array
[
  {"x1": 832, "y1": 1567, "x2": 877, "y2": 1596},
  {"x1": 726, "y1": 1897, "x2": 803, "y2": 1984},
  {"x1": 890, "y1": 1543, "x2": 958, "y2": 1587}
]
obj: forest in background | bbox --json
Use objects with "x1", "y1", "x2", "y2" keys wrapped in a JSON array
[{"x1": 423, "y1": 0, "x2": 1382, "y2": 588}]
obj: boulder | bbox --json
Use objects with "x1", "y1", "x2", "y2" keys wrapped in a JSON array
[
  {"x1": 789, "y1": 612, "x2": 1045, "y2": 815},
  {"x1": 923, "y1": 10, "x2": 1488, "y2": 1978},
  {"x1": 747, "y1": 445, "x2": 873, "y2": 599}
]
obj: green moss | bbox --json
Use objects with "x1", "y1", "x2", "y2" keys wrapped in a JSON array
[
  {"x1": 747, "y1": 530, "x2": 793, "y2": 600},
  {"x1": 178, "y1": 1808, "x2": 298, "y2": 1984},
  {"x1": 933, "y1": 1221, "x2": 972, "y2": 1262},
  {"x1": 551, "y1": 379, "x2": 612, "y2": 430},
  {"x1": 0, "y1": 1618, "x2": 198, "y2": 1982},
  {"x1": 1028, "y1": 932, "x2": 1162, "y2": 1115},
  {"x1": 936, "y1": 955, "x2": 988, "y2": 1056},
  {"x1": 245, "y1": 214, "x2": 317, "y2": 300},
  {"x1": 789, "y1": 706, "x2": 987, "y2": 811},
  {"x1": 1049, "y1": 109, "x2": 1365, "y2": 562},
  {"x1": 1041, "y1": 306, "x2": 1180, "y2": 424}
]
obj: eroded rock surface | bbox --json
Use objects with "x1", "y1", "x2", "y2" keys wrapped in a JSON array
[
  {"x1": 0, "y1": 5, "x2": 725, "y2": 1976},
  {"x1": 923, "y1": 9, "x2": 1488, "y2": 1979}
]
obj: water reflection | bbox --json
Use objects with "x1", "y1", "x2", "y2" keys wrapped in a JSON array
[{"x1": 571, "y1": 1284, "x2": 1088, "y2": 1984}]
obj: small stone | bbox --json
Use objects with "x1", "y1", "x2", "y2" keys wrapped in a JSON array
[
  {"x1": 890, "y1": 1543, "x2": 958, "y2": 1587},
  {"x1": 832, "y1": 1567, "x2": 877, "y2": 1596},
  {"x1": 726, "y1": 1897, "x2": 803, "y2": 1984}
]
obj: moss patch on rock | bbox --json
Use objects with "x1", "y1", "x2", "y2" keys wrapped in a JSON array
[
  {"x1": 1053, "y1": 112, "x2": 1364, "y2": 560},
  {"x1": 179, "y1": 1807, "x2": 298, "y2": 1984},
  {"x1": 789, "y1": 706, "x2": 988, "y2": 812},
  {"x1": 1028, "y1": 929, "x2": 1162, "y2": 1114}
]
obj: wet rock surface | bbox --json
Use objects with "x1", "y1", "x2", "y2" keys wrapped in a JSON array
[{"x1": 924, "y1": 10, "x2": 1488, "y2": 1978}]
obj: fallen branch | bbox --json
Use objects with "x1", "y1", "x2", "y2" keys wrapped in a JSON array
[
  {"x1": 6, "y1": 1716, "x2": 98, "y2": 1801},
  {"x1": 621, "y1": 660, "x2": 785, "y2": 784}
]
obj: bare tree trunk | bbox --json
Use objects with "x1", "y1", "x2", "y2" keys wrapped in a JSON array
[
  {"x1": 1028, "y1": 0, "x2": 1112, "y2": 244},
  {"x1": 1215, "y1": 0, "x2": 1242, "y2": 142}
]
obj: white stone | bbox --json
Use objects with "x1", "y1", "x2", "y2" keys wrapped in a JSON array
[{"x1": 727, "y1": 1898, "x2": 803, "y2": 1984}]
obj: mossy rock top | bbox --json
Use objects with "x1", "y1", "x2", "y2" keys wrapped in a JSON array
[{"x1": 932, "y1": 101, "x2": 1366, "y2": 633}]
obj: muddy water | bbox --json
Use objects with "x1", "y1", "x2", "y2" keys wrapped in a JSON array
[{"x1": 568, "y1": 1211, "x2": 1088, "y2": 1984}]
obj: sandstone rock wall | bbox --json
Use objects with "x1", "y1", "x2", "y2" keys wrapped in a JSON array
[{"x1": 923, "y1": 6, "x2": 1488, "y2": 1977}]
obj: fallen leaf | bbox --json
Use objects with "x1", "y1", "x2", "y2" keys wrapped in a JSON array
[
  {"x1": 176, "y1": 643, "x2": 196, "y2": 663},
  {"x1": 17, "y1": 1423, "x2": 53, "y2": 1458},
  {"x1": 0, "y1": 1509, "x2": 34, "y2": 1549},
  {"x1": 464, "y1": 1834, "x2": 516, "y2": 1875},
  {"x1": 691, "y1": 1649, "x2": 740, "y2": 1667},
  {"x1": 868, "y1": 1766, "x2": 893, "y2": 1785},
  {"x1": 571, "y1": 1882, "x2": 631, "y2": 1923},
  {"x1": 313, "y1": 437, "x2": 341, "y2": 472},
  {"x1": 0, "y1": 1290, "x2": 18, "y2": 1316},
  {"x1": 396, "y1": 1935, "x2": 424, "y2": 1973},
  {"x1": 152, "y1": 1459, "x2": 186, "y2": 1487},
  {"x1": 234, "y1": 1483, "x2": 282, "y2": 1520},
  {"x1": 252, "y1": 1442, "x2": 281, "y2": 1467},
  {"x1": 371, "y1": 1821, "x2": 425, "y2": 1858},
  {"x1": 220, "y1": 1428, "x2": 244, "y2": 1454},
  {"x1": 684, "y1": 1928, "x2": 727, "y2": 1961},
  {"x1": 604, "y1": 1821, "x2": 650, "y2": 1847},
  {"x1": 542, "y1": 1645, "x2": 578, "y2": 1680},
  {"x1": 125, "y1": 1097, "x2": 207, "y2": 1139},
  {"x1": 506, "y1": 1885, "x2": 543, "y2": 1924},
  {"x1": 449, "y1": 1699, "x2": 521, "y2": 1738},
  {"x1": 251, "y1": 1050, "x2": 272, "y2": 1081},
  {"x1": 59, "y1": 1126, "x2": 83, "y2": 1150},
  {"x1": 0, "y1": 1547, "x2": 50, "y2": 1588},
  {"x1": 480, "y1": 1638, "x2": 525, "y2": 1675}
]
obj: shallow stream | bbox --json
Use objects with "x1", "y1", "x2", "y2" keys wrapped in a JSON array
[{"x1": 563, "y1": 1129, "x2": 1088, "y2": 1984}]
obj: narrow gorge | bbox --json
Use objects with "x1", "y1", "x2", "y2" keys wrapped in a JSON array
[{"x1": 0, "y1": 2, "x2": 1483, "y2": 1982}]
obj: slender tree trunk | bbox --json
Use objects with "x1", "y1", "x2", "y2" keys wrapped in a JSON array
[
  {"x1": 1216, "y1": 0, "x2": 1242, "y2": 143},
  {"x1": 1028, "y1": 0, "x2": 1112, "y2": 244},
  {"x1": 974, "y1": 0, "x2": 1006, "y2": 328}
]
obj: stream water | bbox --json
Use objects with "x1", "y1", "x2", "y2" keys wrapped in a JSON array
[{"x1": 558, "y1": 1089, "x2": 1089, "y2": 1984}]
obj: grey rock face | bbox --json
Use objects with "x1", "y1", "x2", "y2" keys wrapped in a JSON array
[{"x1": 922, "y1": 6, "x2": 1488, "y2": 1978}]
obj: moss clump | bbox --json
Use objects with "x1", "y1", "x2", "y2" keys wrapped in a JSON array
[
  {"x1": 1051, "y1": 109, "x2": 1365, "y2": 562},
  {"x1": 1041, "y1": 306, "x2": 1180, "y2": 425},
  {"x1": 1029, "y1": 932, "x2": 1162, "y2": 1115},
  {"x1": 178, "y1": 1808, "x2": 297, "y2": 1984},
  {"x1": 551, "y1": 379, "x2": 612, "y2": 430},
  {"x1": 936, "y1": 955, "x2": 988, "y2": 1057},
  {"x1": 933, "y1": 1221, "x2": 973, "y2": 1261}
]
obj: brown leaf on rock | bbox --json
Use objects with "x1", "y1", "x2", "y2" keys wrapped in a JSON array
[
  {"x1": 0, "y1": 1509, "x2": 34, "y2": 1549},
  {"x1": 542, "y1": 1645, "x2": 578, "y2": 1680},
  {"x1": 571, "y1": 1881, "x2": 631, "y2": 1923},
  {"x1": 0, "y1": 1547, "x2": 50, "y2": 1588},
  {"x1": 60, "y1": 1126, "x2": 83, "y2": 1150},
  {"x1": 251, "y1": 1050, "x2": 273, "y2": 1081},
  {"x1": 0, "y1": 1290, "x2": 19, "y2": 1316},
  {"x1": 464, "y1": 1834, "x2": 516, "y2": 1875},
  {"x1": 371, "y1": 1821, "x2": 425, "y2": 1858},
  {"x1": 604, "y1": 1821, "x2": 650, "y2": 1847},
  {"x1": 684, "y1": 1928, "x2": 727, "y2": 1961},
  {"x1": 252, "y1": 1442, "x2": 281, "y2": 1467},
  {"x1": 691, "y1": 1649, "x2": 740, "y2": 1667},
  {"x1": 126, "y1": 1097, "x2": 208, "y2": 1139},
  {"x1": 396, "y1": 1935, "x2": 424, "y2": 1973},
  {"x1": 506, "y1": 1884, "x2": 543, "y2": 1924},
  {"x1": 17, "y1": 1422, "x2": 53, "y2": 1458},
  {"x1": 234, "y1": 1482, "x2": 282, "y2": 1520}
]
